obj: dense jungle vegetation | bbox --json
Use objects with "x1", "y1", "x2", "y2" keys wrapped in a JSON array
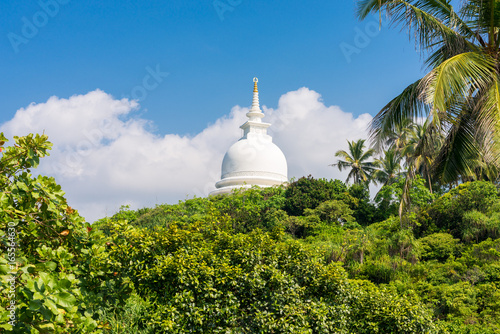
[
  {"x1": 6, "y1": 0, "x2": 500, "y2": 332},
  {"x1": 2, "y1": 133, "x2": 500, "y2": 333}
]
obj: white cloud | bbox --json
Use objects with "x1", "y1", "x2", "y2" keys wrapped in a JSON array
[
  {"x1": 265, "y1": 88, "x2": 372, "y2": 179},
  {"x1": 0, "y1": 88, "x2": 372, "y2": 222}
]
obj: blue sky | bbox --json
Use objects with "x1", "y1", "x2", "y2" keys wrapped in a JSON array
[
  {"x1": 0, "y1": 0, "x2": 428, "y2": 221},
  {"x1": 1, "y1": 0, "x2": 424, "y2": 135}
]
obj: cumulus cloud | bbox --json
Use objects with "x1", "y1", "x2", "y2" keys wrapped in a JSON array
[
  {"x1": 264, "y1": 88, "x2": 372, "y2": 179},
  {"x1": 0, "y1": 88, "x2": 372, "y2": 222}
]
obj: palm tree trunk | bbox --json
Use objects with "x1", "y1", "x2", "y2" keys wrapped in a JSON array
[
  {"x1": 426, "y1": 167, "x2": 433, "y2": 194},
  {"x1": 399, "y1": 167, "x2": 414, "y2": 228}
]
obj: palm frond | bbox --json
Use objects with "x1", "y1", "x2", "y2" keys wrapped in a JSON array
[
  {"x1": 432, "y1": 103, "x2": 478, "y2": 182},
  {"x1": 370, "y1": 79, "x2": 429, "y2": 149},
  {"x1": 357, "y1": 0, "x2": 477, "y2": 52},
  {"x1": 461, "y1": 0, "x2": 500, "y2": 39},
  {"x1": 421, "y1": 52, "x2": 496, "y2": 118},
  {"x1": 425, "y1": 33, "x2": 474, "y2": 68}
]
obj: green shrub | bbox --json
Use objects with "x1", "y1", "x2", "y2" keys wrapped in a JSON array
[
  {"x1": 358, "y1": 255, "x2": 396, "y2": 284},
  {"x1": 387, "y1": 228, "x2": 421, "y2": 263},
  {"x1": 461, "y1": 238, "x2": 500, "y2": 267},
  {"x1": 283, "y1": 175, "x2": 350, "y2": 216},
  {"x1": 425, "y1": 181, "x2": 498, "y2": 238},
  {"x1": 95, "y1": 218, "x2": 440, "y2": 333},
  {"x1": 376, "y1": 175, "x2": 435, "y2": 221},
  {"x1": 419, "y1": 233, "x2": 459, "y2": 262},
  {"x1": 305, "y1": 200, "x2": 355, "y2": 226},
  {"x1": 213, "y1": 186, "x2": 287, "y2": 233},
  {"x1": 460, "y1": 211, "x2": 500, "y2": 243},
  {"x1": 0, "y1": 134, "x2": 102, "y2": 333},
  {"x1": 348, "y1": 183, "x2": 378, "y2": 226},
  {"x1": 283, "y1": 215, "x2": 317, "y2": 239},
  {"x1": 347, "y1": 280, "x2": 440, "y2": 334},
  {"x1": 98, "y1": 293, "x2": 155, "y2": 333}
]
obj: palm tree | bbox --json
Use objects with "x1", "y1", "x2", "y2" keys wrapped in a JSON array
[
  {"x1": 332, "y1": 139, "x2": 377, "y2": 184},
  {"x1": 402, "y1": 120, "x2": 443, "y2": 193},
  {"x1": 373, "y1": 147, "x2": 402, "y2": 187},
  {"x1": 379, "y1": 118, "x2": 416, "y2": 154},
  {"x1": 357, "y1": 0, "x2": 500, "y2": 184}
]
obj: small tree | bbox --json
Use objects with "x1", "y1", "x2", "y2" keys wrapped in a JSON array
[
  {"x1": 305, "y1": 200, "x2": 355, "y2": 226},
  {"x1": 0, "y1": 133, "x2": 129, "y2": 333},
  {"x1": 283, "y1": 175, "x2": 350, "y2": 216}
]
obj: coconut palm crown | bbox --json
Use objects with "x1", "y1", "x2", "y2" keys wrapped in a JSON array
[
  {"x1": 332, "y1": 139, "x2": 378, "y2": 184},
  {"x1": 357, "y1": 0, "x2": 500, "y2": 183},
  {"x1": 373, "y1": 147, "x2": 403, "y2": 187}
]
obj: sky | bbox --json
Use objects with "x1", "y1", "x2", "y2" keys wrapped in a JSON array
[{"x1": 0, "y1": 0, "x2": 428, "y2": 222}]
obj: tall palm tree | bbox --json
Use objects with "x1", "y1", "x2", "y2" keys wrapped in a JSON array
[
  {"x1": 357, "y1": 0, "x2": 500, "y2": 184},
  {"x1": 379, "y1": 118, "x2": 416, "y2": 154},
  {"x1": 373, "y1": 147, "x2": 403, "y2": 187},
  {"x1": 332, "y1": 139, "x2": 377, "y2": 184},
  {"x1": 402, "y1": 120, "x2": 443, "y2": 192}
]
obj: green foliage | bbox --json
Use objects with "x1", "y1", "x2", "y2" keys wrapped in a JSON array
[
  {"x1": 93, "y1": 219, "x2": 437, "y2": 333},
  {"x1": 358, "y1": 0, "x2": 500, "y2": 183},
  {"x1": 283, "y1": 175, "x2": 349, "y2": 216},
  {"x1": 419, "y1": 233, "x2": 460, "y2": 262},
  {"x1": 387, "y1": 228, "x2": 421, "y2": 262},
  {"x1": 424, "y1": 181, "x2": 499, "y2": 239},
  {"x1": 461, "y1": 238, "x2": 500, "y2": 268},
  {"x1": 348, "y1": 183, "x2": 378, "y2": 225},
  {"x1": 0, "y1": 133, "x2": 101, "y2": 333},
  {"x1": 101, "y1": 186, "x2": 288, "y2": 234},
  {"x1": 376, "y1": 175, "x2": 435, "y2": 220},
  {"x1": 347, "y1": 280, "x2": 440, "y2": 334},
  {"x1": 305, "y1": 200, "x2": 355, "y2": 226},
  {"x1": 96, "y1": 197, "x2": 213, "y2": 230},
  {"x1": 102, "y1": 178, "x2": 500, "y2": 333},
  {"x1": 213, "y1": 186, "x2": 287, "y2": 233},
  {"x1": 97, "y1": 293, "x2": 154, "y2": 333},
  {"x1": 282, "y1": 215, "x2": 318, "y2": 239},
  {"x1": 460, "y1": 210, "x2": 500, "y2": 244},
  {"x1": 5, "y1": 131, "x2": 500, "y2": 333}
]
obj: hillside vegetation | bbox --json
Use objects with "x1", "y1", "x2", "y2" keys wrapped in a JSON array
[{"x1": 1, "y1": 134, "x2": 500, "y2": 333}]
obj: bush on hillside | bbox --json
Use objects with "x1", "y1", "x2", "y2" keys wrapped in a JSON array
[
  {"x1": 283, "y1": 175, "x2": 352, "y2": 216},
  {"x1": 423, "y1": 181, "x2": 499, "y2": 239},
  {"x1": 96, "y1": 219, "x2": 440, "y2": 333},
  {"x1": 419, "y1": 233, "x2": 460, "y2": 262},
  {"x1": 375, "y1": 175, "x2": 435, "y2": 221},
  {"x1": 0, "y1": 134, "x2": 108, "y2": 333},
  {"x1": 348, "y1": 183, "x2": 378, "y2": 225}
]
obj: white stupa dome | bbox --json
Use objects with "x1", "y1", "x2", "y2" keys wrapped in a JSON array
[{"x1": 210, "y1": 78, "x2": 288, "y2": 196}]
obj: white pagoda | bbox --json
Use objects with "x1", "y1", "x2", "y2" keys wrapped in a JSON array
[{"x1": 210, "y1": 78, "x2": 288, "y2": 196}]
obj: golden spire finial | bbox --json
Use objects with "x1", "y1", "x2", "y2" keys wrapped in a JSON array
[{"x1": 253, "y1": 77, "x2": 258, "y2": 92}]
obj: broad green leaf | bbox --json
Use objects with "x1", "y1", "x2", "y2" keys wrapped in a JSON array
[
  {"x1": 57, "y1": 279, "x2": 71, "y2": 290},
  {"x1": 53, "y1": 292, "x2": 77, "y2": 309},
  {"x1": 44, "y1": 299, "x2": 58, "y2": 315},
  {"x1": 29, "y1": 300, "x2": 42, "y2": 311}
]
